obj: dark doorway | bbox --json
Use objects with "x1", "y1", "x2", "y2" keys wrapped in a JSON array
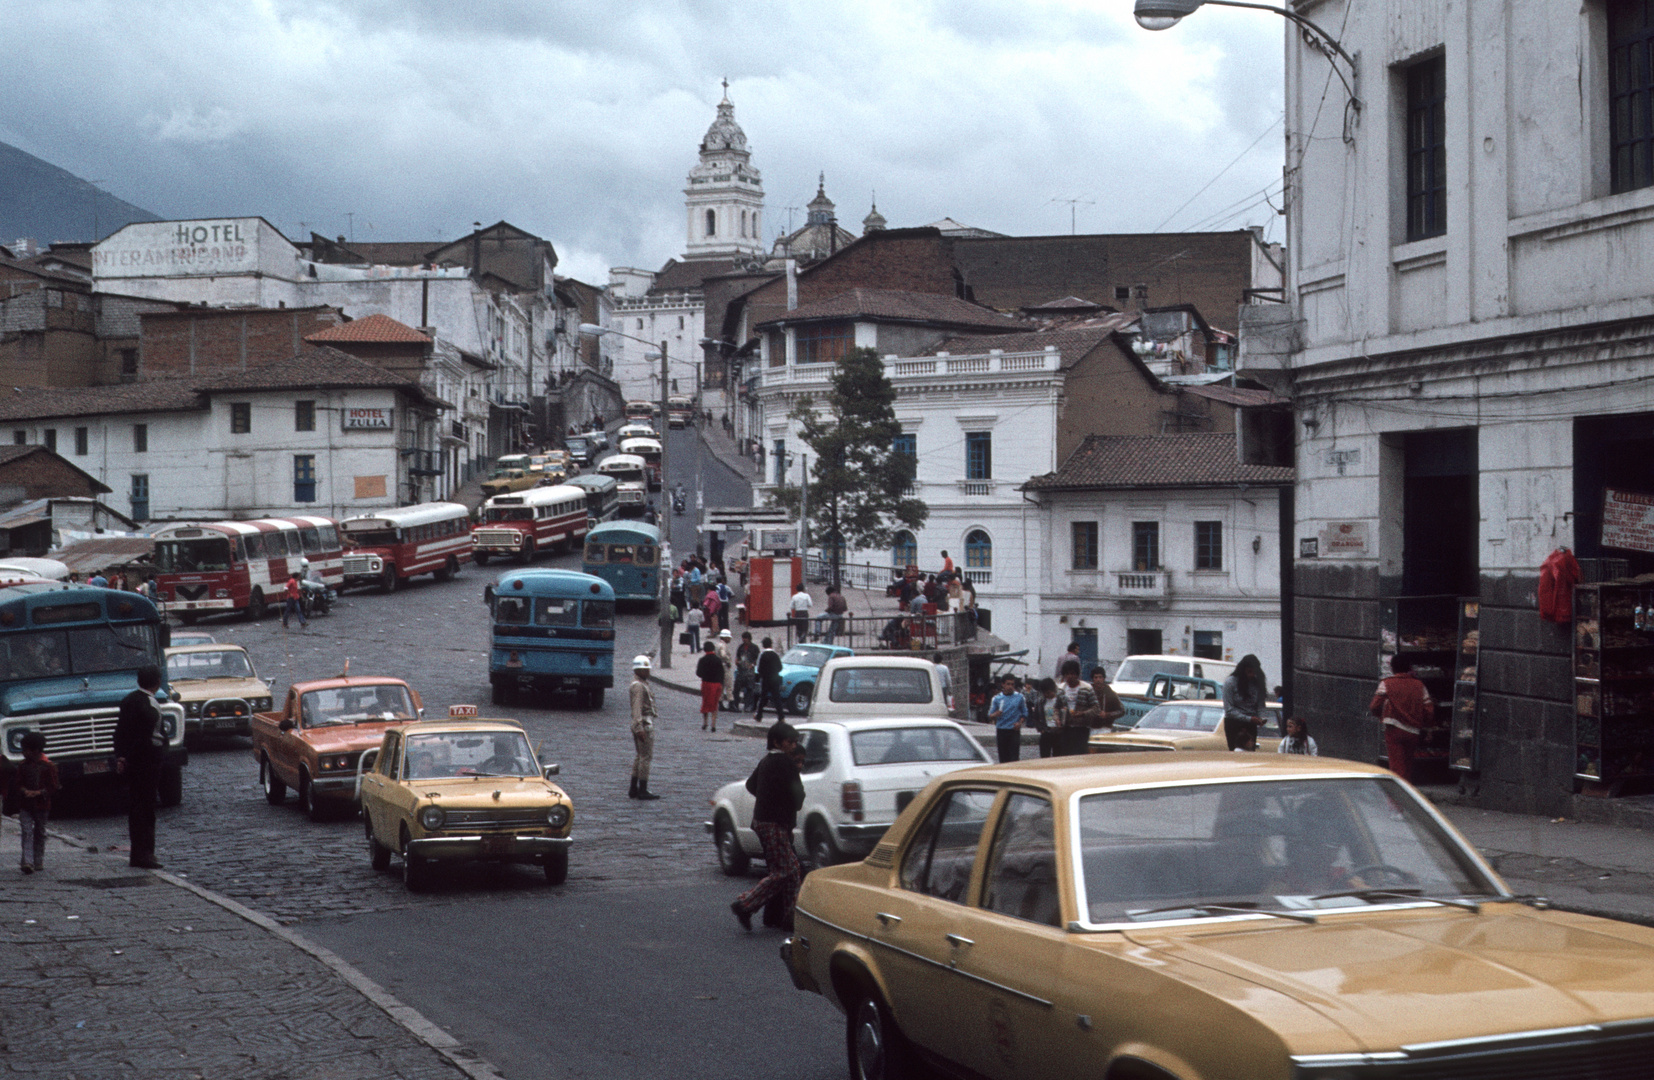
[
  {"x1": 1402, "y1": 430, "x2": 1478, "y2": 596},
  {"x1": 1127, "y1": 628, "x2": 1163, "y2": 656},
  {"x1": 1575, "y1": 413, "x2": 1654, "y2": 577}
]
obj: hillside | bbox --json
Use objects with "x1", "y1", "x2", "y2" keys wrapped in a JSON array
[{"x1": 0, "y1": 140, "x2": 160, "y2": 247}]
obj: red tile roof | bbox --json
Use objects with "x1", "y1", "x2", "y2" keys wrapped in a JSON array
[
  {"x1": 304, "y1": 313, "x2": 431, "y2": 344},
  {"x1": 1024, "y1": 433, "x2": 1294, "y2": 491},
  {"x1": 1181, "y1": 383, "x2": 1289, "y2": 408},
  {"x1": 757, "y1": 289, "x2": 1028, "y2": 331}
]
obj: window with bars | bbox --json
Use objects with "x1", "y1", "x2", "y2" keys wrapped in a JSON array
[
  {"x1": 230, "y1": 402, "x2": 251, "y2": 434},
  {"x1": 1406, "y1": 56, "x2": 1447, "y2": 241},
  {"x1": 133, "y1": 424, "x2": 147, "y2": 454},
  {"x1": 295, "y1": 400, "x2": 316, "y2": 432},
  {"x1": 966, "y1": 529, "x2": 992, "y2": 568},
  {"x1": 892, "y1": 530, "x2": 917, "y2": 568},
  {"x1": 795, "y1": 322, "x2": 854, "y2": 365},
  {"x1": 1195, "y1": 521, "x2": 1223, "y2": 570},
  {"x1": 294, "y1": 455, "x2": 317, "y2": 503},
  {"x1": 1611, "y1": 0, "x2": 1654, "y2": 193},
  {"x1": 74, "y1": 427, "x2": 88, "y2": 456},
  {"x1": 965, "y1": 432, "x2": 992, "y2": 480},
  {"x1": 1072, "y1": 521, "x2": 1099, "y2": 570},
  {"x1": 1132, "y1": 521, "x2": 1160, "y2": 572}
]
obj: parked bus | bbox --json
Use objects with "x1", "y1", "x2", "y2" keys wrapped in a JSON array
[
  {"x1": 563, "y1": 473, "x2": 619, "y2": 528},
  {"x1": 597, "y1": 453, "x2": 647, "y2": 488},
  {"x1": 485, "y1": 569, "x2": 615, "y2": 708},
  {"x1": 152, "y1": 517, "x2": 343, "y2": 623},
  {"x1": 667, "y1": 395, "x2": 694, "y2": 429},
  {"x1": 624, "y1": 400, "x2": 658, "y2": 423},
  {"x1": 472, "y1": 484, "x2": 588, "y2": 565},
  {"x1": 339, "y1": 502, "x2": 472, "y2": 592},
  {"x1": 619, "y1": 436, "x2": 664, "y2": 490},
  {"x1": 582, "y1": 520, "x2": 662, "y2": 606},
  {"x1": 0, "y1": 582, "x2": 187, "y2": 802}
]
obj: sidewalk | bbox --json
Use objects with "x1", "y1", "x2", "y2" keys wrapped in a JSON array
[
  {"x1": 0, "y1": 816, "x2": 499, "y2": 1079},
  {"x1": 696, "y1": 420, "x2": 759, "y2": 485}
]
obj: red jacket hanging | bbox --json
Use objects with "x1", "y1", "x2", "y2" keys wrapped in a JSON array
[{"x1": 1538, "y1": 548, "x2": 1580, "y2": 623}]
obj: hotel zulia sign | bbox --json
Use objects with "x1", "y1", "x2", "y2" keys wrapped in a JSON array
[{"x1": 342, "y1": 406, "x2": 393, "y2": 430}]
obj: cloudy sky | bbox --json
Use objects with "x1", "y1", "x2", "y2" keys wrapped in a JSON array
[{"x1": 0, "y1": 0, "x2": 1285, "y2": 284}]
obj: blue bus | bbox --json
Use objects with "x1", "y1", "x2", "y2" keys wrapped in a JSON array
[
  {"x1": 582, "y1": 520, "x2": 662, "y2": 607},
  {"x1": 0, "y1": 582, "x2": 188, "y2": 802},
  {"x1": 486, "y1": 569, "x2": 616, "y2": 709}
]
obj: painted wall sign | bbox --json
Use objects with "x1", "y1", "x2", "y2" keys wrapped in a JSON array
[
  {"x1": 342, "y1": 407, "x2": 393, "y2": 430},
  {"x1": 1317, "y1": 520, "x2": 1370, "y2": 557},
  {"x1": 1601, "y1": 487, "x2": 1654, "y2": 554},
  {"x1": 92, "y1": 220, "x2": 259, "y2": 276}
]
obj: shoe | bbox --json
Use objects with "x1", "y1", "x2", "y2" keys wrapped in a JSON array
[
  {"x1": 628, "y1": 776, "x2": 639, "y2": 799},
  {"x1": 20, "y1": 864, "x2": 32, "y2": 875},
  {"x1": 637, "y1": 788, "x2": 661, "y2": 801},
  {"x1": 730, "y1": 900, "x2": 752, "y2": 931},
  {"x1": 130, "y1": 858, "x2": 164, "y2": 870}
]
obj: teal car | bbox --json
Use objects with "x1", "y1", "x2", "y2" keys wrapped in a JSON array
[{"x1": 779, "y1": 644, "x2": 855, "y2": 715}]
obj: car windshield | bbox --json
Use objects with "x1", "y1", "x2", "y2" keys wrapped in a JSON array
[
  {"x1": 403, "y1": 729, "x2": 538, "y2": 778},
  {"x1": 154, "y1": 537, "x2": 234, "y2": 573},
  {"x1": 300, "y1": 684, "x2": 416, "y2": 727},
  {"x1": 1076, "y1": 777, "x2": 1500, "y2": 925},
  {"x1": 1115, "y1": 658, "x2": 1190, "y2": 682},
  {"x1": 1136, "y1": 703, "x2": 1222, "y2": 733},
  {"x1": 829, "y1": 667, "x2": 933, "y2": 704},
  {"x1": 850, "y1": 726, "x2": 984, "y2": 766},
  {"x1": 166, "y1": 649, "x2": 254, "y2": 680},
  {"x1": 782, "y1": 646, "x2": 836, "y2": 669}
]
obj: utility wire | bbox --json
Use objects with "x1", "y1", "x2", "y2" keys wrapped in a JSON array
[{"x1": 1154, "y1": 114, "x2": 1283, "y2": 232}]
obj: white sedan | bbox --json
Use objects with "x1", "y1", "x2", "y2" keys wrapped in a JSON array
[{"x1": 707, "y1": 717, "x2": 991, "y2": 872}]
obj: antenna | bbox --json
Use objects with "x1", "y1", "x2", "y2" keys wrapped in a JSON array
[{"x1": 1048, "y1": 196, "x2": 1095, "y2": 236}]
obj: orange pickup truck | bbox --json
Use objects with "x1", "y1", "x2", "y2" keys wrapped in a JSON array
[{"x1": 251, "y1": 674, "x2": 423, "y2": 820}]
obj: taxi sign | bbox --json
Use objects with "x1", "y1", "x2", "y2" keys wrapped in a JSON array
[{"x1": 449, "y1": 704, "x2": 479, "y2": 717}]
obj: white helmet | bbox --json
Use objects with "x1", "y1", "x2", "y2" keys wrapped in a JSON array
[{"x1": 632, "y1": 654, "x2": 652, "y2": 670}]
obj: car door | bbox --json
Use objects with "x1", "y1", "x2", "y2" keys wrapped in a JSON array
[
  {"x1": 360, "y1": 732, "x2": 398, "y2": 842},
  {"x1": 270, "y1": 690, "x2": 303, "y2": 785},
  {"x1": 875, "y1": 786, "x2": 1000, "y2": 1061}
]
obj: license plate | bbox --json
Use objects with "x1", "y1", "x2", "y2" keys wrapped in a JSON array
[
  {"x1": 82, "y1": 759, "x2": 110, "y2": 775},
  {"x1": 482, "y1": 835, "x2": 515, "y2": 855}
]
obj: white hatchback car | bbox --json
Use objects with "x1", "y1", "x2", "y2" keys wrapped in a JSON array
[{"x1": 708, "y1": 717, "x2": 991, "y2": 872}]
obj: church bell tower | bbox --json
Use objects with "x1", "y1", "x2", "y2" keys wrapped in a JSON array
[{"x1": 684, "y1": 81, "x2": 766, "y2": 260}]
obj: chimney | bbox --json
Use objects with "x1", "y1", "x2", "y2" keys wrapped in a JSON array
[{"x1": 786, "y1": 258, "x2": 798, "y2": 311}]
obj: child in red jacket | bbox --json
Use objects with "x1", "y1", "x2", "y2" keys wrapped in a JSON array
[{"x1": 14, "y1": 731, "x2": 59, "y2": 873}]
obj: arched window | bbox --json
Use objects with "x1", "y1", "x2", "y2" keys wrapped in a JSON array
[
  {"x1": 705, "y1": 209, "x2": 717, "y2": 237},
  {"x1": 892, "y1": 530, "x2": 917, "y2": 569},
  {"x1": 740, "y1": 210, "x2": 748, "y2": 237},
  {"x1": 965, "y1": 530, "x2": 992, "y2": 569}
]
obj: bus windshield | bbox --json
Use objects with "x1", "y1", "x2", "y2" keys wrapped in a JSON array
[
  {"x1": 486, "y1": 507, "x2": 535, "y2": 522},
  {"x1": 0, "y1": 624, "x2": 160, "y2": 681},
  {"x1": 344, "y1": 528, "x2": 397, "y2": 547},
  {"x1": 155, "y1": 538, "x2": 234, "y2": 573}
]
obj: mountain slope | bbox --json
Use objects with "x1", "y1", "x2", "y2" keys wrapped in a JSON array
[{"x1": 0, "y1": 140, "x2": 160, "y2": 247}]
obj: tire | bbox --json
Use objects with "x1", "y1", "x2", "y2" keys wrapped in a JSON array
[
  {"x1": 491, "y1": 680, "x2": 508, "y2": 706},
  {"x1": 158, "y1": 764, "x2": 184, "y2": 808},
  {"x1": 435, "y1": 556, "x2": 458, "y2": 582},
  {"x1": 261, "y1": 757, "x2": 287, "y2": 804},
  {"x1": 516, "y1": 538, "x2": 536, "y2": 565},
  {"x1": 586, "y1": 688, "x2": 604, "y2": 710},
  {"x1": 544, "y1": 848, "x2": 569, "y2": 885},
  {"x1": 715, "y1": 814, "x2": 750, "y2": 876},
  {"x1": 381, "y1": 566, "x2": 397, "y2": 593},
  {"x1": 247, "y1": 588, "x2": 267, "y2": 621},
  {"x1": 401, "y1": 828, "x2": 427, "y2": 891},
  {"x1": 789, "y1": 683, "x2": 813, "y2": 716},
  {"x1": 847, "y1": 989, "x2": 914, "y2": 1080},
  {"x1": 366, "y1": 815, "x2": 391, "y2": 871},
  {"x1": 299, "y1": 769, "x2": 326, "y2": 821},
  {"x1": 474, "y1": 551, "x2": 491, "y2": 566},
  {"x1": 806, "y1": 817, "x2": 842, "y2": 869},
  {"x1": 178, "y1": 612, "x2": 198, "y2": 626}
]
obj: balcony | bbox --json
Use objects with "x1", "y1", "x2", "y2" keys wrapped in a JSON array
[
  {"x1": 956, "y1": 479, "x2": 996, "y2": 496},
  {"x1": 759, "y1": 347, "x2": 1061, "y2": 392},
  {"x1": 1113, "y1": 570, "x2": 1168, "y2": 608}
]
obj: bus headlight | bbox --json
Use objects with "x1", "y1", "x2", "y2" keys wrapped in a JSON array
[
  {"x1": 160, "y1": 716, "x2": 178, "y2": 740},
  {"x1": 546, "y1": 804, "x2": 571, "y2": 828},
  {"x1": 6, "y1": 727, "x2": 33, "y2": 753},
  {"x1": 418, "y1": 806, "x2": 446, "y2": 831}
]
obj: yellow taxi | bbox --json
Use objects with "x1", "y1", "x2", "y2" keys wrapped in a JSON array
[
  {"x1": 782, "y1": 753, "x2": 1654, "y2": 1080},
  {"x1": 357, "y1": 707, "x2": 572, "y2": 890},
  {"x1": 1090, "y1": 699, "x2": 1283, "y2": 753}
]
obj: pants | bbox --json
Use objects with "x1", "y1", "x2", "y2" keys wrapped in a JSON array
[
  {"x1": 721, "y1": 673, "x2": 734, "y2": 709},
  {"x1": 792, "y1": 615, "x2": 808, "y2": 641},
  {"x1": 127, "y1": 762, "x2": 159, "y2": 864},
  {"x1": 1384, "y1": 725, "x2": 1420, "y2": 783},
  {"x1": 282, "y1": 596, "x2": 307, "y2": 627},
  {"x1": 817, "y1": 613, "x2": 843, "y2": 644},
  {"x1": 19, "y1": 807, "x2": 46, "y2": 868},
  {"x1": 1224, "y1": 716, "x2": 1259, "y2": 752},
  {"x1": 1058, "y1": 726, "x2": 1091, "y2": 757},
  {"x1": 753, "y1": 679, "x2": 787, "y2": 721},
  {"x1": 734, "y1": 671, "x2": 756, "y2": 711},
  {"x1": 736, "y1": 822, "x2": 802, "y2": 918},
  {"x1": 631, "y1": 726, "x2": 654, "y2": 788},
  {"x1": 686, "y1": 626, "x2": 701, "y2": 652},
  {"x1": 995, "y1": 727, "x2": 1022, "y2": 763},
  {"x1": 1037, "y1": 729, "x2": 1060, "y2": 758}
]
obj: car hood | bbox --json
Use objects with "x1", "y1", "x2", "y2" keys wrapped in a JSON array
[
  {"x1": 779, "y1": 664, "x2": 820, "y2": 684},
  {"x1": 410, "y1": 777, "x2": 566, "y2": 804},
  {"x1": 0, "y1": 674, "x2": 150, "y2": 715},
  {"x1": 172, "y1": 677, "x2": 269, "y2": 700},
  {"x1": 297, "y1": 721, "x2": 402, "y2": 753},
  {"x1": 1091, "y1": 729, "x2": 1197, "y2": 749},
  {"x1": 1121, "y1": 907, "x2": 1654, "y2": 1051}
]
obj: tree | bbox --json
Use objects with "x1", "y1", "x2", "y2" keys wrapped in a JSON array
[{"x1": 770, "y1": 347, "x2": 928, "y2": 587}]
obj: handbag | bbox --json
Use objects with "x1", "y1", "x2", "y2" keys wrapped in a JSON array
[{"x1": 678, "y1": 631, "x2": 692, "y2": 646}]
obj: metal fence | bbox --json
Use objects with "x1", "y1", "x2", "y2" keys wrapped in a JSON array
[{"x1": 773, "y1": 609, "x2": 977, "y2": 652}]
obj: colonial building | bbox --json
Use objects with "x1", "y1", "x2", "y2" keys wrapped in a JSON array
[{"x1": 1239, "y1": 0, "x2": 1654, "y2": 814}]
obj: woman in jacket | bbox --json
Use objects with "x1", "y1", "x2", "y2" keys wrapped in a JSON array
[
  {"x1": 731, "y1": 722, "x2": 805, "y2": 931},
  {"x1": 1222, "y1": 654, "x2": 1270, "y2": 751}
]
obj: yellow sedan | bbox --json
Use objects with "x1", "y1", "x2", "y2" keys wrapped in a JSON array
[
  {"x1": 783, "y1": 753, "x2": 1654, "y2": 1080},
  {"x1": 1091, "y1": 700, "x2": 1283, "y2": 753}
]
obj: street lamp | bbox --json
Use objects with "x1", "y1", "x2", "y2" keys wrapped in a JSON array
[{"x1": 579, "y1": 322, "x2": 676, "y2": 669}]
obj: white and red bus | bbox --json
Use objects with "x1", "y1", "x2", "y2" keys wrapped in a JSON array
[
  {"x1": 339, "y1": 502, "x2": 472, "y2": 592},
  {"x1": 471, "y1": 484, "x2": 589, "y2": 565},
  {"x1": 152, "y1": 516, "x2": 343, "y2": 623}
]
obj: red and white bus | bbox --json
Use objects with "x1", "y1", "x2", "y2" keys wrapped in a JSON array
[
  {"x1": 471, "y1": 484, "x2": 589, "y2": 565},
  {"x1": 152, "y1": 516, "x2": 343, "y2": 623},
  {"x1": 339, "y1": 502, "x2": 473, "y2": 592}
]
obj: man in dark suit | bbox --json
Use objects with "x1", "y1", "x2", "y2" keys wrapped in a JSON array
[
  {"x1": 752, "y1": 637, "x2": 787, "y2": 722},
  {"x1": 115, "y1": 664, "x2": 165, "y2": 869}
]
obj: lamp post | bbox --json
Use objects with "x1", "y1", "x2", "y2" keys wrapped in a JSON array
[{"x1": 579, "y1": 322, "x2": 676, "y2": 669}]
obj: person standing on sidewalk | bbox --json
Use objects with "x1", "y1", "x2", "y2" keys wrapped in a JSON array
[
  {"x1": 715, "y1": 629, "x2": 735, "y2": 711},
  {"x1": 819, "y1": 585, "x2": 847, "y2": 644},
  {"x1": 13, "y1": 731, "x2": 58, "y2": 873},
  {"x1": 988, "y1": 675, "x2": 1027, "y2": 763},
  {"x1": 730, "y1": 721, "x2": 804, "y2": 932},
  {"x1": 1222, "y1": 654, "x2": 1270, "y2": 752},
  {"x1": 628, "y1": 656, "x2": 661, "y2": 800},
  {"x1": 734, "y1": 631, "x2": 759, "y2": 712},
  {"x1": 282, "y1": 572, "x2": 307, "y2": 629},
  {"x1": 1028, "y1": 677, "x2": 1060, "y2": 758},
  {"x1": 1051, "y1": 660, "x2": 1101, "y2": 756},
  {"x1": 696, "y1": 642, "x2": 726, "y2": 732},
  {"x1": 114, "y1": 664, "x2": 165, "y2": 869},
  {"x1": 789, "y1": 584, "x2": 811, "y2": 642},
  {"x1": 1370, "y1": 655, "x2": 1434, "y2": 782},
  {"x1": 753, "y1": 637, "x2": 787, "y2": 722},
  {"x1": 1089, "y1": 664, "x2": 1127, "y2": 732},
  {"x1": 684, "y1": 603, "x2": 704, "y2": 654}
]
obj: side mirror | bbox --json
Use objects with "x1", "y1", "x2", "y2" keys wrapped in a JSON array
[
  {"x1": 543, "y1": 763, "x2": 561, "y2": 778},
  {"x1": 417, "y1": 707, "x2": 425, "y2": 719},
  {"x1": 279, "y1": 718, "x2": 296, "y2": 732}
]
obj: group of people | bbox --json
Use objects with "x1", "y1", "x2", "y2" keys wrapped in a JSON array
[
  {"x1": 671, "y1": 556, "x2": 734, "y2": 653},
  {"x1": 987, "y1": 660, "x2": 1128, "y2": 761},
  {"x1": 67, "y1": 568, "x2": 152, "y2": 595}
]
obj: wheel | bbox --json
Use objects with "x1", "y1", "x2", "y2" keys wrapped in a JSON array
[
  {"x1": 261, "y1": 758, "x2": 287, "y2": 804},
  {"x1": 401, "y1": 828, "x2": 427, "y2": 891},
  {"x1": 158, "y1": 764, "x2": 183, "y2": 808},
  {"x1": 789, "y1": 683, "x2": 813, "y2": 715},
  {"x1": 516, "y1": 538, "x2": 536, "y2": 565},
  {"x1": 366, "y1": 815, "x2": 391, "y2": 871},
  {"x1": 381, "y1": 566, "x2": 397, "y2": 593},
  {"x1": 585, "y1": 687, "x2": 604, "y2": 710},
  {"x1": 847, "y1": 989, "x2": 914, "y2": 1080},
  {"x1": 715, "y1": 814, "x2": 750, "y2": 876},
  {"x1": 491, "y1": 680, "x2": 508, "y2": 706},
  {"x1": 544, "y1": 848, "x2": 569, "y2": 885},
  {"x1": 298, "y1": 770, "x2": 323, "y2": 819},
  {"x1": 247, "y1": 588, "x2": 267, "y2": 621},
  {"x1": 435, "y1": 556, "x2": 459, "y2": 582},
  {"x1": 806, "y1": 817, "x2": 842, "y2": 869},
  {"x1": 474, "y1": 551, "x2": 491, "y2": 566},
  {"x1": 178, "y1": 612, "x2": 198, "y2": 626}
]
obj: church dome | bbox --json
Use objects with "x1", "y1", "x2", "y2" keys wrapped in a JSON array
[{"x1": 700, "y1": 85, "x2": 748, "y2": 155}]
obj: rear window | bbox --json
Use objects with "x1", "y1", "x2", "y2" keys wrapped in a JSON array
[
  {"x1": 534, "y1": 598, "x2": 579, "y2": 627},
  {"x1": 828, "y1": 666, "x2": 933, "y2": 704},
  {"x1": 851, "y1": 726, "x2": 983, "y2": 766},
  {"x1": 583, "y1": 601, "x2": 615, "y2": 628}
]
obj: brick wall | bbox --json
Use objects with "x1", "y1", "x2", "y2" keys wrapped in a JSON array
[
  {"x1": 0, "y1": 449, "x2": 107, "y2": 499},
  {"x1": 1472, "y1": 573, "x2": 1574, "y2": 815},
  {"x1": 1293, "y1": 562, "x2": 1383, "y2": 761},
  {"x1": 738, "y1": 231, "x2": 959, "y2": 334},
  {"x1": 140, "y1": 307, "x2": 343, "y2": 376}
]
